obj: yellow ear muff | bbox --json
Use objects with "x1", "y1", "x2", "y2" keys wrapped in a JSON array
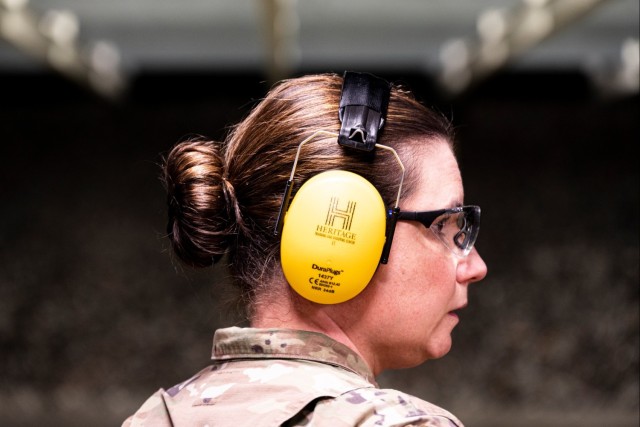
[{"x1": 280, "y1": 170, "x2": 386, "y2": 304}]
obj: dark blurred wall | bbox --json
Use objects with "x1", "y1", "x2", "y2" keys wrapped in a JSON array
[{"x1": 0, "y1": 70, "x2": 638, "y2": 427}]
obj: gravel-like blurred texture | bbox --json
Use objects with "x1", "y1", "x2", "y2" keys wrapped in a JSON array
[{"x1": 1, "y1": 71, "x2": 637, "y2": 426}]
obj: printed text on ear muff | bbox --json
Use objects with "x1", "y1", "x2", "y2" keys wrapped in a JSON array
[{"x1": 308, "y1": 263, "x2": 343, "y2": 294}]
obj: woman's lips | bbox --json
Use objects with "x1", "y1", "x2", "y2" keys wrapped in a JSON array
[{"x1": 448, "y1": 303, "x2": 467, "y2": 318}]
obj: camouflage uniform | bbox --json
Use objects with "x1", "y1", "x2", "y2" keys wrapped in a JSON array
[{"x1": 123, "y1": 327, "x2": 463, "y2": 427}]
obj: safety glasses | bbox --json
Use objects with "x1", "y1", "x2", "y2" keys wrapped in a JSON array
[{"x1": 397, "y1": 205, "x2": 481, "y2": 257}]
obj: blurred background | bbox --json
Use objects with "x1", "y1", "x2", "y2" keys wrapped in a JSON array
[{"x1": 1, "y1": 0, "x2": 638, "y2": 426}]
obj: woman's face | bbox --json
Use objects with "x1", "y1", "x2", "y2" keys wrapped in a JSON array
[{"x1": 337, "y1": 140, "x2": 487, "y2": 375}]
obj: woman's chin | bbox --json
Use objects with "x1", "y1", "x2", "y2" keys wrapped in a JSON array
[{"x1": 424, "y1": 336, "x2": 453, "y2": 360}]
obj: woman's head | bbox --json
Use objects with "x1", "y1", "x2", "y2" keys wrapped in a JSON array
[
  {"x1": 163, "y1": 73, "x2": 461, "y2": 317},
  {"x1": 332, "y1": 141, "x2": 487, "y2": 374}
]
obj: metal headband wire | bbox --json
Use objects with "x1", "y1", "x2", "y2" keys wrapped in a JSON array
[
  {"x1": 288, "y1": 130, "x2": 338, "y2": 181},
  {"x1": 274, "y1": 129, "x2": 406, "y2": 236},
  {"x1": 374, "y1": 143, "x2": 405, "y2": 209},
  {"x1": 288, "y1": 130, "x2": 405, "y2": 209}
]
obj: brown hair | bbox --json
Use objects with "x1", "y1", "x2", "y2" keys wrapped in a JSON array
[{"x1": 163, "y1": 73, "x2": 454, "y2": 311}]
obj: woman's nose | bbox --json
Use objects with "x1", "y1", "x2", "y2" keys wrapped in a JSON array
[{"x1": 457, "y1": 247, "x2": 487, "y2": 285}]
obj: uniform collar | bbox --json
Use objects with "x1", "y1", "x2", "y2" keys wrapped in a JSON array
[{"x1": 211, "y1": 327, "x2": 376, "y2": 385}]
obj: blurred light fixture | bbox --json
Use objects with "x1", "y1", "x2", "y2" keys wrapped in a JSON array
[
  {"x1": 39, "y1": 10, "x2": 79, "y2": 46},
  {"x1": 439, "y1": 38, "x2": 473, "y2": 93},
  {"x1": 619, "y1": 38, "x2": 639, "y2": 92},
  {"x1": 587, "y1": 37, "x2": 640, "y2": 96},
  {"x1": 89, "y1": 40, "x2": 121, "y2": 75},
  {"x1": 477, "y1": 8, "x2": 509, "y2": 43},
  {"x1": 0, "y1": 1, "x2": 127, "y2": 100},
  {"x1": 87, "y1": 40, "x2": 126, "y2": 97},
  {"x1": 1, "y1": 0, "x2": 28, "y2": 11}
]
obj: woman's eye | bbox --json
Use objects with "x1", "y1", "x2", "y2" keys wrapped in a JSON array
[{"x1": 433, "y1": 216, "x2": 449, "y2": 234}]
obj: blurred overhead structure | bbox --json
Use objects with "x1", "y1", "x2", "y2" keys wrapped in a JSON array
[
  {"x1": 437, "y1": 0, "x2": 620, "y2": 95},
  {"x1": 0, "y1": 0, "x2": 637, "y2": 100},
  {"x1": 0, "y1": 0, "x2": 127, "y2": 100},
  {"x1": 262, "y1": 0, "x2": 300, "y2": 84}
]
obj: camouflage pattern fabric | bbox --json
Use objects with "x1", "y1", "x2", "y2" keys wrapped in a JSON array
[{"x1": 123, "y1": 327, "x2": 463, "y2": 426}]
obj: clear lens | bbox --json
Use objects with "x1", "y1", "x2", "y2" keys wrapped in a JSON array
[{"x1": 429, "y1": 207, "x2": 480, "y2": 257}]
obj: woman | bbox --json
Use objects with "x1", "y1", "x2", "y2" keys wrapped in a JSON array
[{"x1": 124, "y1": 72, "x2": 487, "y2": 426}]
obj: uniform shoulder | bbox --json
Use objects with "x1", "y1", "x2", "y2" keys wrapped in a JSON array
[
  {"x1": 312, "y1": 387, "x2": 464, "y2": 427},
  {"x1": 122, "y1": 389, "x2": 172, "y2": 427}
]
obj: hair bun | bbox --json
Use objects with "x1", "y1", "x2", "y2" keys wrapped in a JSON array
[{"x1": 164, "y1": 139, "x2": 232, "y2": 267}]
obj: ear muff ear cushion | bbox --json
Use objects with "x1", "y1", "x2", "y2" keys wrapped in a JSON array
[{"x1": 280, "y1": 170, "x2": 386, "y2": 304}]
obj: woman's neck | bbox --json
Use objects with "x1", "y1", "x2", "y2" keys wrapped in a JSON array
[{"x1": 251, "y1": 295, "x2": 377, "y2": 374}]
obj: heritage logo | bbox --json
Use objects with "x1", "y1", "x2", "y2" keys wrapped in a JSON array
[
  {"x1": 314, "y1": 197, "x2": 357, "y2": 245},
  {"x1": 325, "y1": 197, "x2": 355, "y2": 230}
]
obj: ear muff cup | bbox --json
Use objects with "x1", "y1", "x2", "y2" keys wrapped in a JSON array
[{"x1": 280, "y1": 170, "x2": 386, "y2": 304}]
